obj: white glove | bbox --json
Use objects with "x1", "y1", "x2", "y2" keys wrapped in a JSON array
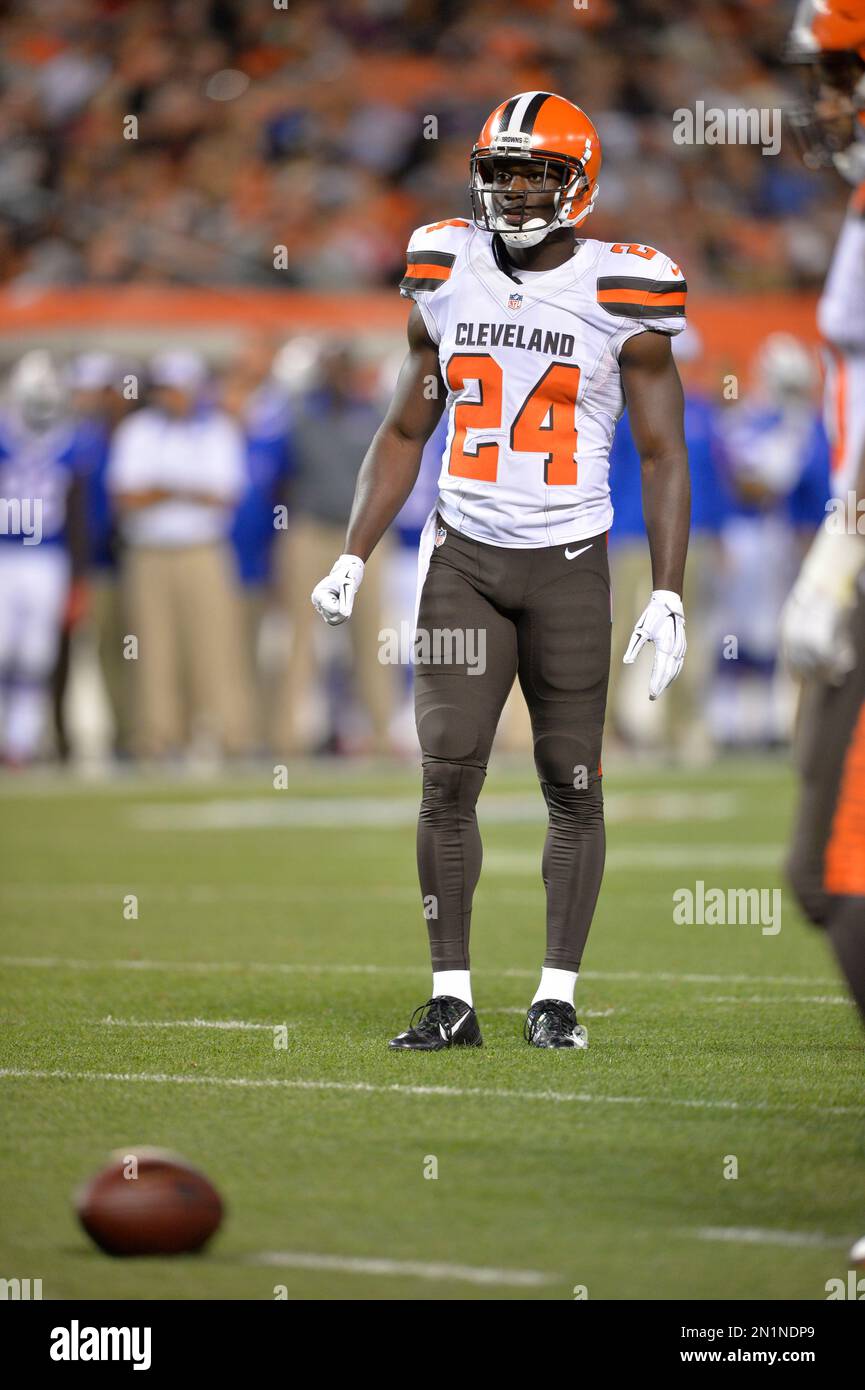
[
  {"x1": 623, "y1": 589, "x2": 687, "y2": 700},
  {"x1": 311, "y1": 554, "x2": 365, "y2": 626},
  {"x1": 780, "y1": 524, "x2": 864, "y2": 684}
]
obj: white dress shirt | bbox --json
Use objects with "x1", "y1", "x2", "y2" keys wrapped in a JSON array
[{"x1": 108, "y1": 407, "x2": 246, "y2": 547}]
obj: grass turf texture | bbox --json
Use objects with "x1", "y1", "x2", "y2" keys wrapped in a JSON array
[{"x1": 0, "y1": 754, "x2": 862, "y2": 1301}]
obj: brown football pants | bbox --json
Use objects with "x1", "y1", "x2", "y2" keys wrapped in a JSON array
[{"x1": 414, "y1": 518, "x2": 611, "y2": 972}]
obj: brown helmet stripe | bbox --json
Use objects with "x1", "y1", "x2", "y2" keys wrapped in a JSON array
[{"x1": 519, "y1": 91, "x2": 554, "y2": 133}]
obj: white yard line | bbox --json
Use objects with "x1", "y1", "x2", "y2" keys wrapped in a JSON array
[
  {"x1": 0, "y1": 1068, "x2": 858, "y2": 1117},
  {"x1": 691, "y1": 1227, "x2": 848, "y2": 1249},
  {"x1": 249, "y1": 1250, "x2": 554, "y2": 1287},
  {"x1": 0, "y1": 956, "x2": 839, "y2": 986},
  {"x1": 99, "y1": 1016, "x2": 286, "y2": 1031},
  {"x1": 486, "y1": 845, "x2": 783, "y2": 873},
  {"x1": 699, "y1": 995, "x2": 852, "y2": 1006},
  {"x1": 127, "y1": 791, "x2": 741, "y2": 832}
]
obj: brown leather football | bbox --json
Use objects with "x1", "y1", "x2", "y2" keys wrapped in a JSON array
[{"x1": 75, "y1": 1149, "x2": 224, "y2": 1256}]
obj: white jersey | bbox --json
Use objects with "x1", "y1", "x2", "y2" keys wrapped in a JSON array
[
  {"x1": 817, "y1": 183, "x2": 865, "y2": 498},
  {"x1": 400, "y1": 218, "x2": 686, "y2": 548}
]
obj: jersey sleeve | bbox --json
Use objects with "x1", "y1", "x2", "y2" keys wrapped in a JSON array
[
  {"x1": 398, "y1": 218, "x2": 471, "y2": 343},
  {"x1": 816, "y1": 193, "x2": 865, "y2": 351},
  {"x1": 596, "y1": 245, "x2": 687, "y2": 344}
]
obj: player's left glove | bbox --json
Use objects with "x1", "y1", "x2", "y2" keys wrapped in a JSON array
[
  {"x1": 311, "y1": 553, "x2": 365, "y2": 626},
  {"x1": 624, "y1": 589, "x2": 687, "y2": 701}
]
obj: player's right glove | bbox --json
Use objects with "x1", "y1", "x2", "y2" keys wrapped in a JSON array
[
  {"x1": 311, "y1": 554, "x2": 365, "y2": 626},
  {"x1": 780, "y1": 523, "x2": 865, "y2": 684}
]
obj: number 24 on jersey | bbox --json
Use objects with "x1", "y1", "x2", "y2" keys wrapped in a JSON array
[{"x1": 445, "y1": 354, "x2": 581, "y2": 486}]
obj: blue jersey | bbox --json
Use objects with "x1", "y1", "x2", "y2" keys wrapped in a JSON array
[
  {"x1": 230, "y1": 387, "x2": 295, "y2": 586},
  {"x1": 609, "y1": 392, "x2": 728, "y2": 544},
  {"x1": 715, "y1": 402, "x2": 830, "y2": 527},
  {"x1": 0, "y1": 411, "x2": 78, "y2": 548},
  {"x1": 70, "y1": 417, "x2": 115, "y2": 569}
]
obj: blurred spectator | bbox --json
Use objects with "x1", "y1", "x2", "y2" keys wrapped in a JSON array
[
  {"x1": 272, "y1": 342, "x2": 394, "y2": 755},
  {"x1": 0, "y1": 351, "x2": 85, "y2": 765},
  {"x1": 711, "y1": 332, "x2": 830, "y2": 746},
  {"x1": 0, "y1": 0, "x2": 844, "y2": 297},
  {"x1": 107, "y1": 350, "x2": 252, "y2": 760},
  {"x1": 64, "y1": 351, "x2": 134, "y2": 757},
  {"x1": 223, "y1": 334, "x2": 295, "y2": 749}
]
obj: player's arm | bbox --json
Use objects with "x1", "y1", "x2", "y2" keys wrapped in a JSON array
[
  {"x1": 114, "y1": 486, "x2": 232, "y2": 509},
  {"x1": 112, "y1": 486, "x2": 174, "y2": 510},
  {"x1": 311, "y1": 304, "x2": 444, "y2": 625},
  {"x1": 619, "y1": 329, "x2": 691, "y2": 699}
]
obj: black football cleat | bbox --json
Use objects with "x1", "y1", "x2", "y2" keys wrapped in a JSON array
[
  {"x1": 524, "y1": 999, "x2": 588, "y2": 1049},
  {"x1": 389, "y1": 995, "x2": 482, "y2": 1051}
]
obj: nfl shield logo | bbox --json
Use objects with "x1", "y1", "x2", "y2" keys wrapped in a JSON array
[
  {"x1": 508, "y1": 291, "x2": 523, "y2": 311},
  {"x1": 434, "y1": 526, "x2": 447, "y2": 548}
]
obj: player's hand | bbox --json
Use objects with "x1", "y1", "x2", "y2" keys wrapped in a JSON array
[
  {"x1": 780, "y1": 525, "x2": 864, "y2": 685},
  {"x1": 779, "y1": 587, "x2": 856, "y2": 684},
  {"x1": 311, "y1": 554, "x2": 365, "y2": 625},
  {"x1": 623, "y1": 590, "x2": 686, "y2": 700}
]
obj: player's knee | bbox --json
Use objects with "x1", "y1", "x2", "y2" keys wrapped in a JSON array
[
  {"x1": 540, "y1": 777, "x2": 604, "y2": 827},
  {"x1": 533, "y1": 732, "x2": 601, "y2": 789},
  {"x1": 420, "y1": 759, "x2": 486, "y2": 821},
  {"x1": 417, "y1": 703, "x2": 481, "y2": 762}
]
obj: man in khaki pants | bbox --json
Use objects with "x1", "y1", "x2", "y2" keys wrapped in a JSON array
[
  {"x1": 108, "y1": 351, "x2": 252, "y2": 760},
  {"x1": 273, "y1": 344, "x2": 393, "y2": 755}
]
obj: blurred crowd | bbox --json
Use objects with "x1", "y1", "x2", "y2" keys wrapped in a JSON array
[
  {"x1": 0, "y1": 328, "x2": 830, "y2": 769},
  {"x1": 0, "y1": 0, "x2": 849, "y2": 295}
]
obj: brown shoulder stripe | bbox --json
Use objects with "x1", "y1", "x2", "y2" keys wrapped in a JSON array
[
  {"x1": 406, "y1": 250, "x2": 457, "y2": 269},
  {"x1": 597, "y1": 275, "x2": 688, "y2": 294},
  {"x1": 401, "y1": 250, "x2": 455, "y2": 294},
  {"x1": 597, "y1": 275, "x2": 687, "y2": 318}
]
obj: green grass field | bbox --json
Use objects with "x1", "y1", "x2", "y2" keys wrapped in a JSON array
[{"x1": 1, "y1": 753, "x2": 862, "y2": 1301}]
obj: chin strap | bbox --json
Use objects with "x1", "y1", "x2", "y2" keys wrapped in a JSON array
[{"x1": 491, "y1": 234, "x2": 523, "y2": 282}]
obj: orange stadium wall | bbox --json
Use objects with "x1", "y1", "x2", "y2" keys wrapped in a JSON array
[{"x1": 0, "y1": 288, "x2": 824, "y2": 391}]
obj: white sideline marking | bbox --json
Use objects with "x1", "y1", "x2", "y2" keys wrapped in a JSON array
[
  {"x1": 692, "y1": 1226, "x2": 847, "y2": 1250},
  {"x1": 0, "y1": 957, "x2": 839, "y2": 987},
  {"x1": 487, "y1": 845, "x2": 783, "y2": 872},
  {"x1": 100, "y1": 1016, "x2": 284, "y2": 1031},
  {"x1": 0, "y1": 1068, "x2": 858, "y2": 1117},
  {"x1": 128, "y1": 790, "x2": 740, "y2": 832},
  {"x1": 250, "y1": 1250, "x2": 553, "y2": 1287},
  {"x1": 700, "y1": 995, "x2": 852, "y2": 1007}
]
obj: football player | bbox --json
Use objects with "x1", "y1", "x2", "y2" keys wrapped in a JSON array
[
  {"x1": 783, "y1": 5, "x2": 865, "y2": 1034},
  {"x1": 0, "y1": 352, "x2": 86, "y2": 765},
  {"x1": 312, "y1": 92, "x2": 690, "y2": 1049}
]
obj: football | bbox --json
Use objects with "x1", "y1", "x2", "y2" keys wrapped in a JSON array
[{"x1": 75, "y1": 1149, "x2": 223, "y2": 1256}]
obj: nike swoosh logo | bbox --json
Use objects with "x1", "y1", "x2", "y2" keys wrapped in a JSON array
[
  {"x1": 565, "y1": 544, "x2": 592, "y2": 560},
  {"x1": 441, "y1": 1010, "x2": 471, "y2": 1041}
]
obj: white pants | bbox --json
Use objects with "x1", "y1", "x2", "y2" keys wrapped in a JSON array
[{"x1": 0, "y1": 544, "x2": 69, "y2": 759}]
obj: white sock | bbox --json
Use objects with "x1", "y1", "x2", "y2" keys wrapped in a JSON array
[
  {"x1": 433, "y1": 971, "x2": 473, "y2": 1007},
  {"x1": 532, "y1": 967, "x2": 577, "y2": 1008}
]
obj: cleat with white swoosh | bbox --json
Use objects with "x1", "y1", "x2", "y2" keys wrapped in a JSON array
[
  {"x1": 388, "y1": 995, "x2": 483, "y2": 1051},
  {"x1": 524, "y1": 999, "x2": 588, "y2": 1049}
]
